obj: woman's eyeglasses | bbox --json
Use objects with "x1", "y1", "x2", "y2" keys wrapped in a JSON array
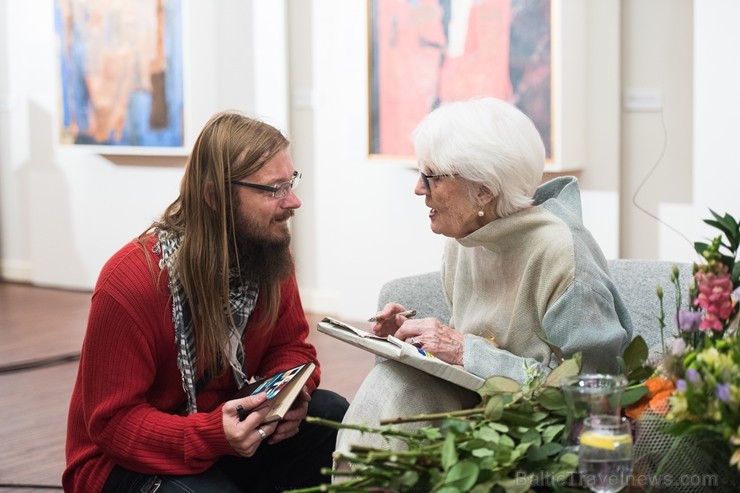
[
  {"x1": 420, "y1": 172, "x2": 457, "y2": 190},
  {"x1": 233, "y1": 171, "x2": 301, "y2": 198}
]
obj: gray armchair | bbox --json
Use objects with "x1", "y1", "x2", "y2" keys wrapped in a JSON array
[{"x1": 376, "y1": 259, "x2": 694, "y2": 359}]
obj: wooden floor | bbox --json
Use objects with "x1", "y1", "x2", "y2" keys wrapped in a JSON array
[{"x1": 0, "y1": 282, "x2": 374, "y2": 491}]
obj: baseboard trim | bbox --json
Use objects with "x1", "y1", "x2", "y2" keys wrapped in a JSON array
[{"x1": 0, "y1": 259, "x2": 32, "y2": 283}]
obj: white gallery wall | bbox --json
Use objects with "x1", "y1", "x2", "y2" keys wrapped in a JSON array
[
  {"x1": 692, "y1": 0, "x2": 740, "y2": 248},
  {"x1": 1, "y1": 0, "x2": 738, "y2": 322}
]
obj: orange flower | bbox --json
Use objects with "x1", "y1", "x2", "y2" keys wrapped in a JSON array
[{"x1": 626, "y1": 376, "x2": 676, "y2": 420}]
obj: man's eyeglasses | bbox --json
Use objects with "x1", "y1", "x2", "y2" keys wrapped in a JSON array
[
  {"x1": 232, "y1": 171, "x2": 301, "y2": 198},
  {"x1": 420, "y1": 172, "x2": 456, "y2": 190}
]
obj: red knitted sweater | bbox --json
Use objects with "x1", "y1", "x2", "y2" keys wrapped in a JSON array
[{"x1": 63, "y1": 237, "x2": 320, "y2": 492}]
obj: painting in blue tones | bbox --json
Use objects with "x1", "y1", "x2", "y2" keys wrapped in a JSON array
[{"x1": 54, "y1": 0, "x2": 184, "y2": 147}]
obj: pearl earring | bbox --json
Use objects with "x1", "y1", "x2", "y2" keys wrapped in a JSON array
[{"x1": 478, "y1": 209, "x2": 484, "y2": 217}]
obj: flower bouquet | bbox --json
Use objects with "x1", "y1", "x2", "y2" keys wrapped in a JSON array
[{"x1": 624, "y1": 210, "x2": 740, "y2": 492}]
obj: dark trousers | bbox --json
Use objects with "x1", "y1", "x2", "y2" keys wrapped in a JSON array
[{"x1": 101, "y1": 389, "x2": 348, "y2": 493}]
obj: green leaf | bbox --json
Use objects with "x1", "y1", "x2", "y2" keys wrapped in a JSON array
[
  {"x1": 462, "y1": 438, "x2": 488, "y2": 451},
  {"x1": 694, "y1": 241, "x2": 709, "y2": 257},
  {"x1": 627, "y1": 366, "x2": 655, "y2": 382},
  {"x1": 558, "y1": 451, "x2": 579, "y2": 468},
  {"x1": 538, "y1": 387, "x2": 567, "y2": 411},
  {"x1": 445, "y1": 419, "x2": 471, "y2": 435},
  {"x1": 520, "y1": 427, "x2": 542, "y2": 446},
  {"x1": 479, "y1": 376, "x2": 522, "y2": 396},
  {"x1": 541, "y1": 424, "x2": 565, "y2": 443},
  {"x1": 528, "y1": 412, "x2": 549, "y2": 422},
  {"x1": 733, "y1": 261, "x2": 740, "y2": 285},
  {"x1": 484, "y1": 394, "x2": 505, "y2": 421},
  {"x1": 486, "y1": 421, "x2": 509, "y2": 433},
  {"x1": 705, "y1": 209, "x2": 739, "y2": 249},
  {"x1": 526, "y1": 442, "x2": 562, "y2": 461},
  {"x1": 620, "y1": 384, "x2": 648, "y2": 407},
  {"x1": 499, "y1": 434, "x2": 515, "y2": 449},
  {"x1": 445, "y1": 460, "x2": 480, "y2": 490},
  {"x1": 424, "y1": 427, "x2": 444, "y2": 440},
  {"x1": 622, "y1": 336, "x2": 648, "y2": 371},
  {"x1": 483, "y1": 394, "x2": 506, "y2": 421},
  {"x1": 436, "y1": 487, "x2": 462, "y2": 493},
  {"x1": 472, "y1": 447, "x2": 494, "y2": 458},
  {"x1": 704, "y1": 218, "x2": 736, "y2": 245},
  {"x1": 719, "y1": 253, "x2": 736, "y2": 272},
  {"x1": 441, "y1": 432, "x2": 459, "y2": 470},
  {"x1": 544, "y1": 354, "x2": 582, "y2": 387},
  {"x1": 477, "y1": 426, "x2": 501, "y2": 443},
  {"x1": 539, "y1": 441, "x2": 563, "y2": 457},
  {"x1": 500, "y1": 410, "x2": 539, "y2": 427},
  {"x1": 515, "y1": 441, "x2": 534, "y2": 456},
  {"x1": 398, "y1": 470, "x2": 420, "y2": 487}
]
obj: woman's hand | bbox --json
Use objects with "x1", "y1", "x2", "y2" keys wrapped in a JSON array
[
  {"x1": 223, "y1": 392, "x2": 278, "y2": 457},
  {"x1": 268, "y1": 386, "x2": 310, "y2": 444},
  {"x1": 395, "y1": 318, "x2": 465, "y2": 366},
  {"x1": 369, "y1": 303, "x2": 412, "y2": 337}
]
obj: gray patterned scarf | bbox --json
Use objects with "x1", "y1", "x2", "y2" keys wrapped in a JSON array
[{"x1": 155, "y1": 230, "x2": 259, "y2": 414}]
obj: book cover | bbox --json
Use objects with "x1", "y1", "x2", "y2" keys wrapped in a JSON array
[
  {"x1": 317, "y1": 317, "x2": 484, "y2": 391},
  {"x1": 233, "y1": 361, "x2": 316, "y2": 423}
]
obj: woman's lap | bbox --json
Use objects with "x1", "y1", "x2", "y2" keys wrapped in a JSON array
[{"x1": 335, "y1": 360, "x2": 480, "y2": 456}]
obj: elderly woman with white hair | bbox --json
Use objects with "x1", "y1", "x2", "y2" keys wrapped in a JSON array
[{"x1": 335, "y1": 97, "x2": 633, "y2": 459}]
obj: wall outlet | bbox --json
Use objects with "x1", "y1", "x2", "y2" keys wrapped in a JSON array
[{"x1": 623, "y1": 89, "x2": 663, "y2": 112}]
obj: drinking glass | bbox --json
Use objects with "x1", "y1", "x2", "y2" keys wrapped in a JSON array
[
  {"x1": 560, "y1": 374, "x2": 627, "y2": 453},
  {"x1": 578, "y1": 415, "x2": 633, "y2": 493}
]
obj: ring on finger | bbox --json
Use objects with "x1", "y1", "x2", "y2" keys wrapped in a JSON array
[{"x1": 257, "y1": 427, "x2": 267, "y2": 440}]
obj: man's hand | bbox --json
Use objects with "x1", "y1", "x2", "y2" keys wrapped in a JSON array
[
  {"x1": 223, "y1": 392, "x2": 278, "y2": 457},
  {"x1": 268, "y1": 386, "x2": 310, "y2": 444}
]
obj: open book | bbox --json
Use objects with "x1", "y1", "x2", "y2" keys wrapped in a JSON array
[
  {"x1": 317, "y1": 317, "x2": 484, "y2": 391},
  {"x1": 233, "y1": 361, "x2": 316, "y2": 423}
]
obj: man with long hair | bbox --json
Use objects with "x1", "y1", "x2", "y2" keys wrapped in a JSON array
[{"x1": 64, "y1": 111, "x2": 348, "y2": 492}]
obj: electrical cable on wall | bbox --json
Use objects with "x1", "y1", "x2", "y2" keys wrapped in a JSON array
[{"x1": 630, "y1": 108, "x2": 695, "y2": 251}]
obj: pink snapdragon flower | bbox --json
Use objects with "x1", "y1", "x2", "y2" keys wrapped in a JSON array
[{"x1": 694, "y1": 267, "x2": 734, "y2": 331}]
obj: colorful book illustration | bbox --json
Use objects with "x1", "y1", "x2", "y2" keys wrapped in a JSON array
[{"x1": 233, "y1": 361, "x2": 316, "y2": 423}]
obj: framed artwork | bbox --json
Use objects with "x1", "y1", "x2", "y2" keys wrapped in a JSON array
[
  {"x1": 54, "y1": 0, "x2": 185, "y2": 153},
  {"x1": 368, "y1": 0, "x2": 552, "y2": 160}
]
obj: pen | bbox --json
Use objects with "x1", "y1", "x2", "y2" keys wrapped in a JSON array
[{"x1": 367, "y1": 309, "x2": 417, "y2": 323}]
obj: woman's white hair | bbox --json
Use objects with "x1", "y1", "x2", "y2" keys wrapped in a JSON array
[{"x1": 412, "y1": 97, "x2": 546, "y2": 218}]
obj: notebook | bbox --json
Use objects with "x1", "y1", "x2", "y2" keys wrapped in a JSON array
[{"x1": 317, "y1": 317, "x2": 483, "y2": 391}]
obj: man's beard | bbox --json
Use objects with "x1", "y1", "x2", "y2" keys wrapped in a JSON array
[{"x1": 231, "y1": 211, "x2": 295, "y2": 284}]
